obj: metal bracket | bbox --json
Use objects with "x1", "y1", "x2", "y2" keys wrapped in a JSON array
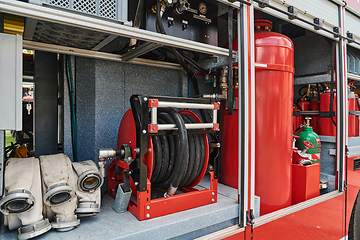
[
  {"x1": 333, "y1": 27, "x2": 341, "y2": 38},
  {"x1": 343, "y1": 181, "x2": 347, "y2": 191},
  {"x1": 313, "y1": 18, "x2": 323, "y2": 31},
  {"x1": 347, "y1": 32, "x2": 355, "y2": 43},
  {"x1": 246, "y1": 210, "x2": 255, "y2": 226},
  {"x1": 258, "y1": 0, "x2": 269, "y2": 8},
  {"x1": 287, "y1": 6, "x2": 298, "y2": 20},
  {"x1": 122, "y1": 42, "x2": 162, "y2": 62}
]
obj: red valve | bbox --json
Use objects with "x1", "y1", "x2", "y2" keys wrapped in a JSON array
[
  {"x1": 303, "y1": 140, "x2": 314, "y2": 149},
  {"x1": 293, "y1": 135, "x2": 300, "y2": 139}
]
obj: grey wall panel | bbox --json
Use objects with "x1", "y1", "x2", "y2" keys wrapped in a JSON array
[
  {"x1": 64, "y1": 57, "x2": 187, "y2": 162},
  {"x1": 34, "y1": 51, "x2": 58, "y2": 157},
  {"x1": 75, "y1": 57, "x2": 96, "y2": 162},
  {"x1": 293, "y1": 34, "x2": 332, "y2": 76},
  {"x1": 94, "y1": 59, "x2": 125, "y2": 153}
]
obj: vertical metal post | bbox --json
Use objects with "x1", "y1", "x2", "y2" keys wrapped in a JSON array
[
  {"x1": 0, "y1": 130, "x2": 4, "y2": 196},
  {"x1": 337, "y1": 5, "x2": 347, "y2": 192},
  {"x1": 249, "y1": 2, "x2": 255, "y2": 213},
  {"x1": 238, "y1": 2, "x2": 251, "y2": 228},
  {"x1": 0, "y1": 12, "x2": 4, "y2": 197}
]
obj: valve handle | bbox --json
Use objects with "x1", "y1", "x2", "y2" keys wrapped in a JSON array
[
  {"x1": 293, "y1": 135, "x2": 300, "y2": 139},
  {"x1": 303, "y1": 140, "x2": 314, "y2": 149}
]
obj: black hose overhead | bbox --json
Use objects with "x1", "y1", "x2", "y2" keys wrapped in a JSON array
[
  {"x1": 227, "y1": 6, "x2": 234, "y2": 115},
  {"x1": 330, "y1": 42, "x2": 336, "y2": 127}
]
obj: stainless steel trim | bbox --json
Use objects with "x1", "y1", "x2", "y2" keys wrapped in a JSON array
[
  {"x1": 254, "y1": 191, "x2": 343, "y2": 227},
  {"x1": 348, "y1": 73, "x2": 360, "y2": 81},
  {"x1": 249, "y1": 3, "x2": 256, "y2": 212},
  {"x1": 158, "y1": 101, "x2": 214, "y2": 109},
  {"x1": 151, "y1": 107, "x2": 157, "y2": 125},
  {"x1": 213, "y1": 110, "x2": 218, "y2": 124},
  {"x1": 194, "y1": 225, "x2": 245, "y2": 240},
  {"x1": 157, "y1": 123, "x2": 214, "y2": 131},
  {"x1": 23, "y1": 40, "x2": 183, "y2": 71}
]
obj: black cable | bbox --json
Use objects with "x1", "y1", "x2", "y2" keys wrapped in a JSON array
[
  {"x1": 64, "y1": 55, "x2": 76, "y2": 161},
  {"x1": 153, "y1": 119, "x2": 170, "y2": 183},
  {"x1": 179, "y1": 115, "x2": 196, "y2": 188},
  {"x1": 330, "y1": 42, "x2": 336, "y2": 127},
  {"x1": 151, "y1": 135, "x2": 162, "y2": 182},
  {"x1": 226, "y1": 6, "x2": 234, "y2": 115},
  {"x1": 155, "y1": 108, "x2": 188, "y2": 190},
  {"x1": 158, "y1": 113, "x2": 177, "y2": 182}
]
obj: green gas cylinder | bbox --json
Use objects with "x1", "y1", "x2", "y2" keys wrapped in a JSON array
[{"x1": 295, "y1": 117, "x2": 321, "y2": 163}]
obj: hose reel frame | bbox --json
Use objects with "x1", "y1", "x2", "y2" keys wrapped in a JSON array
[{"x1": 107, "y1": 95, "x2": 219, "y2": 220}]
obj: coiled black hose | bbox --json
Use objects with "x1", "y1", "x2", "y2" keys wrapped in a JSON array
[{"x1": 151, "y1": 109, "x2": 207, "y2": 191}]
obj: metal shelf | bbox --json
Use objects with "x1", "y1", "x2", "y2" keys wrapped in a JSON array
[{"x1": 0, "y1": 0, "x2": 237, "y2": 68}]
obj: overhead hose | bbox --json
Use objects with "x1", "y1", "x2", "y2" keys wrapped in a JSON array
[
  {"x1": 151, "y1": 109, "x2": 206, "y2": 196},
  {"x1": 65, "y1": 55, "x2": 78, "y2": 162},
  {"x1": 226, "y1": 6, "x2": 234, "y2": 115},
  {"x1": 330, "y1": 42, "x2": 336, "y2": 127}
]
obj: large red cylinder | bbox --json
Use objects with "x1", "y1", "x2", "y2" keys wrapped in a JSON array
[
  {"x1": 319, "y1": 91, "x2": 337, "y2": 136},
  {"x1": 349, "y1": 91, "x2": 356, "y2": 137},
  {"x1": 221, "y1": 20, "x2": 294, "y2": 216}
]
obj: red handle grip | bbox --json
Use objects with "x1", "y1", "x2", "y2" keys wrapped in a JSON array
[{"x1": 303, "y1": 140, "x2": 314, "y2": 149}]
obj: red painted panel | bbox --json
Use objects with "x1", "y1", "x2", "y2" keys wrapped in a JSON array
[
  {"x1": 292, "y1": 164, "x2": 320, "y2": 205},
  {"x1": 253, "y1": 193, "x2": 345, "y2": 240}
]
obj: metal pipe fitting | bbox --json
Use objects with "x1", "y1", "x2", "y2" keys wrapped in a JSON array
[{"x1": 175, "y1": 0, "x2": 190, "y2": 14}]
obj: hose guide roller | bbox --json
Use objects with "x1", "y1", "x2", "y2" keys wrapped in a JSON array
[{"x1": 106, "y1": 95, "x2": 220, "y2": 220}]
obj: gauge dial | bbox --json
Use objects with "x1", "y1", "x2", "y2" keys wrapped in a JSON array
[{"x1": 199, "y1": 3, "x2": 207, "y2": 15}]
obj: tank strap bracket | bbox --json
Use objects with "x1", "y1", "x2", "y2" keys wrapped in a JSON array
[{"x1": 319, "y1": 111, "x2": 337, "y2": 118}]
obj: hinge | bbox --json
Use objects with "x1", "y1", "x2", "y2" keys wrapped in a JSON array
[
  {"x1": 246, "y1": 210, "x2": 255, "y2": 226},
  {"x1": 344, "y1": 181, "x2": 347, "y2": 191}
]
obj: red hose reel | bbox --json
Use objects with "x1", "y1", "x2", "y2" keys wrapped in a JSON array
[{"x1": 107, "y1": 95, "x2": 219, "y2": 220}]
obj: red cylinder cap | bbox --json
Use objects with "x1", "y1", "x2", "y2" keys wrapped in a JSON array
[{"x1": 254, "y1": 19, "x2": 272, "y2": 31}]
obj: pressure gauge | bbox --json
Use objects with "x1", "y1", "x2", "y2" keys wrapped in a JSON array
[{"x1": 199, "y1": 2, "x2": 207, "y2": 15}]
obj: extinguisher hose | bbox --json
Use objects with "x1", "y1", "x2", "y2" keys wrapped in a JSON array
[
  {"x1": 356, "y1": 98, "x2": 360, "y2": 113},
  {"x1": 330, "y1": 42, "x2": 336, "y2": 127},
  {"x1": 226, "y1": 6, "x2": 234, "y2": 115}
]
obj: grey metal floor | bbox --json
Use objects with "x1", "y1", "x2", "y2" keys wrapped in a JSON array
[{"x1": 0, "y1": 178, "x2": 239, "y2": 240}]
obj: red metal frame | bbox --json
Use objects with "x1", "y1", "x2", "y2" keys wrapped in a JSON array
[{"x1": 108, "y1": 108, "x2": 217, "y2": 221}]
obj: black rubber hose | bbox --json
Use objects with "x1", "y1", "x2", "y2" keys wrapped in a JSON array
[
  {"x1": 153, "y1": 118, "x2": 170, "y2": 184},
  {"x1": 180, "y1": 114, "x2": 201, "y2": 187},
  {"x1": 156, "y1": 108, "x2": 188, "y2": 190},
  {"x1": 185, "y1": 114, "x2": 205, "y2": 182},
  {"x1": 158, "y1": 113, "x2": 176, "y2": 182},
  {"x1": 151, "y1": 135, "x2": 162, "y2": 182},
  {"x1": 179, "y1": 115, "x2": 195, "y2": 188}
]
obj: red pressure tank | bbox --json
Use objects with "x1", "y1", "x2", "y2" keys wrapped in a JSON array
[
  {"x1": 319, "y1": 90, "x2": 337, "y2": 136},
  {"x1": 221, "y1": 19, "x2": 294, "y2": 216},
  {"x1": 349, "y1": 91, "x2": 356, "y2": 137},
  {"x1": 310, "y1": 95, "x2": 320, "y2": 134}
]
